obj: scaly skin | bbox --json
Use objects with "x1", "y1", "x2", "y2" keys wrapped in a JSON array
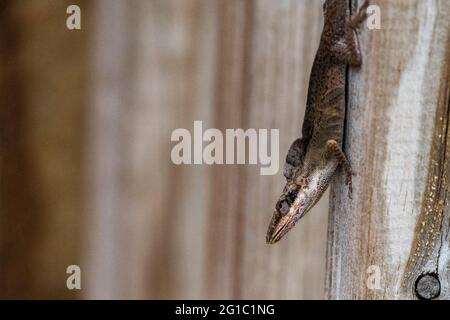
[{"x1": 266, "y1": 0, "x2": 369, "y2": 244}]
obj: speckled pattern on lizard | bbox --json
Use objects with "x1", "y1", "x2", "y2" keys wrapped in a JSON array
[{"x1": 266, "y1": 0, "x2": 369, "y2": 244}]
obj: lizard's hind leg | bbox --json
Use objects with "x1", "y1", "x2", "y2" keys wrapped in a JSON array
[{"x1": 325, "y1": 140, "x2": 353, "y2": 197}]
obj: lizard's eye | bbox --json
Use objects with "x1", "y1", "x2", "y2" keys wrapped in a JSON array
[
  {"x1": 277, "y1": 201, "x2": 290, "y2": 215},
  {"x1": 286, "y1": 190, "x2": 297, "y2": 204}
]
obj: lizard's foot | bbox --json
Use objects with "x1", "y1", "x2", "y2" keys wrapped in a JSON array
[
  {"x1": 335, "y1": 1, "x2": 368, "y2": 66},
  {"x1": 350, "y1": 0, "x2": 370, "y2": 30},
  {"x1": 325, "y1": 140, "x2": 354, "y2": 199}
]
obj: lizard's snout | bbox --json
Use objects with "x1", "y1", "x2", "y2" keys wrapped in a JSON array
[
  {"x1": 266, "y1": 212, "x2": 297, "y2": 244},
  {"x1": 266, "y1": 191, "x2": 309, "y2": 244}
]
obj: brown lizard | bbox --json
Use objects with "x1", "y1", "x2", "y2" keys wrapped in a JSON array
[{"x1": 266, "y1": 0, "x2": 369, "y2": 244}]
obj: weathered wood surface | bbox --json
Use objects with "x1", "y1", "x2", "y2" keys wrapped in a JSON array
[{"x1": 327, "y1": 0, "x2": 450, "y2": 299}]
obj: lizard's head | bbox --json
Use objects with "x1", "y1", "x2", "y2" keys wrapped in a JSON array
[{"x1": 266, "y1": 178, "x2": 312, "y2": 244}]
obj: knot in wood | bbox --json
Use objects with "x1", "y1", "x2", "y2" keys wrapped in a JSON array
[{"x1": 415, "y1": 274, "x2": 440, "y2": 300}]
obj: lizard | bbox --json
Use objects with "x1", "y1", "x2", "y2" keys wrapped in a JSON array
[{"x1": 266, "y1": 0, "x2": 369, "y2": 244}]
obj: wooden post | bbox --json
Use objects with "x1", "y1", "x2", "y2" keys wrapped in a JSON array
[{"x1": 326, "y1": 0, "x2": 450, "y2": 299}]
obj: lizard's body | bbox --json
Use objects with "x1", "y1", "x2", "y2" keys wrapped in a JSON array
[{"x1": 266, "y1": 0, "x2": 368, "y2": 244}]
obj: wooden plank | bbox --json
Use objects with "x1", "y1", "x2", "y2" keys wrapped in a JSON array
[
  {"x1": 206, "y1": 0, "x2": 327, "y2": 299},
  {"x1": 327, "y1": 0, "x2": 450, "y2": 299},
  {"x1": 84, "y1": 0, "x2": 328, "y2": 299},
  {"x1": 0, "y1": 0, "x2": 87, "y2": 298},
  {"x1": 83, "y1": 0, "x2": 133, "y2": 299},
  {"x1": 84, "y1": 0, "x2": 220, "y2": 299}
]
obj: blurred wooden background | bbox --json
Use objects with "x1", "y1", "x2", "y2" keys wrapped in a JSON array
[
  {"x1": 0, "y1": 0, "x2": 329, "y2": 299},
  {"x1": 0, "y1": 0, "x2": 88, "y2": 299}
]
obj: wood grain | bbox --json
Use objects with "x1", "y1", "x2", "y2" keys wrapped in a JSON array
[
  {"x1": 206, "y1": 0, "x2": 327, "y2": 299},
  {"x1": 83, "y1": 0, "x2": 328, "y2": 299},
  {"x1": 327, "y1": 0, "x2": 450, "y2": 299}
]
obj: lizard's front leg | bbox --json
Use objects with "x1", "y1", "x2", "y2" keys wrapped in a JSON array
[
  {"x1": 350, "y1": 0, "x2": 370, "y2": 30},
  {"x1": 331, "y1": 0, "x2": 369, "y2": 66},
  {"x1": 325, "y1": 139, "x2": 353, "y2": 197}
]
